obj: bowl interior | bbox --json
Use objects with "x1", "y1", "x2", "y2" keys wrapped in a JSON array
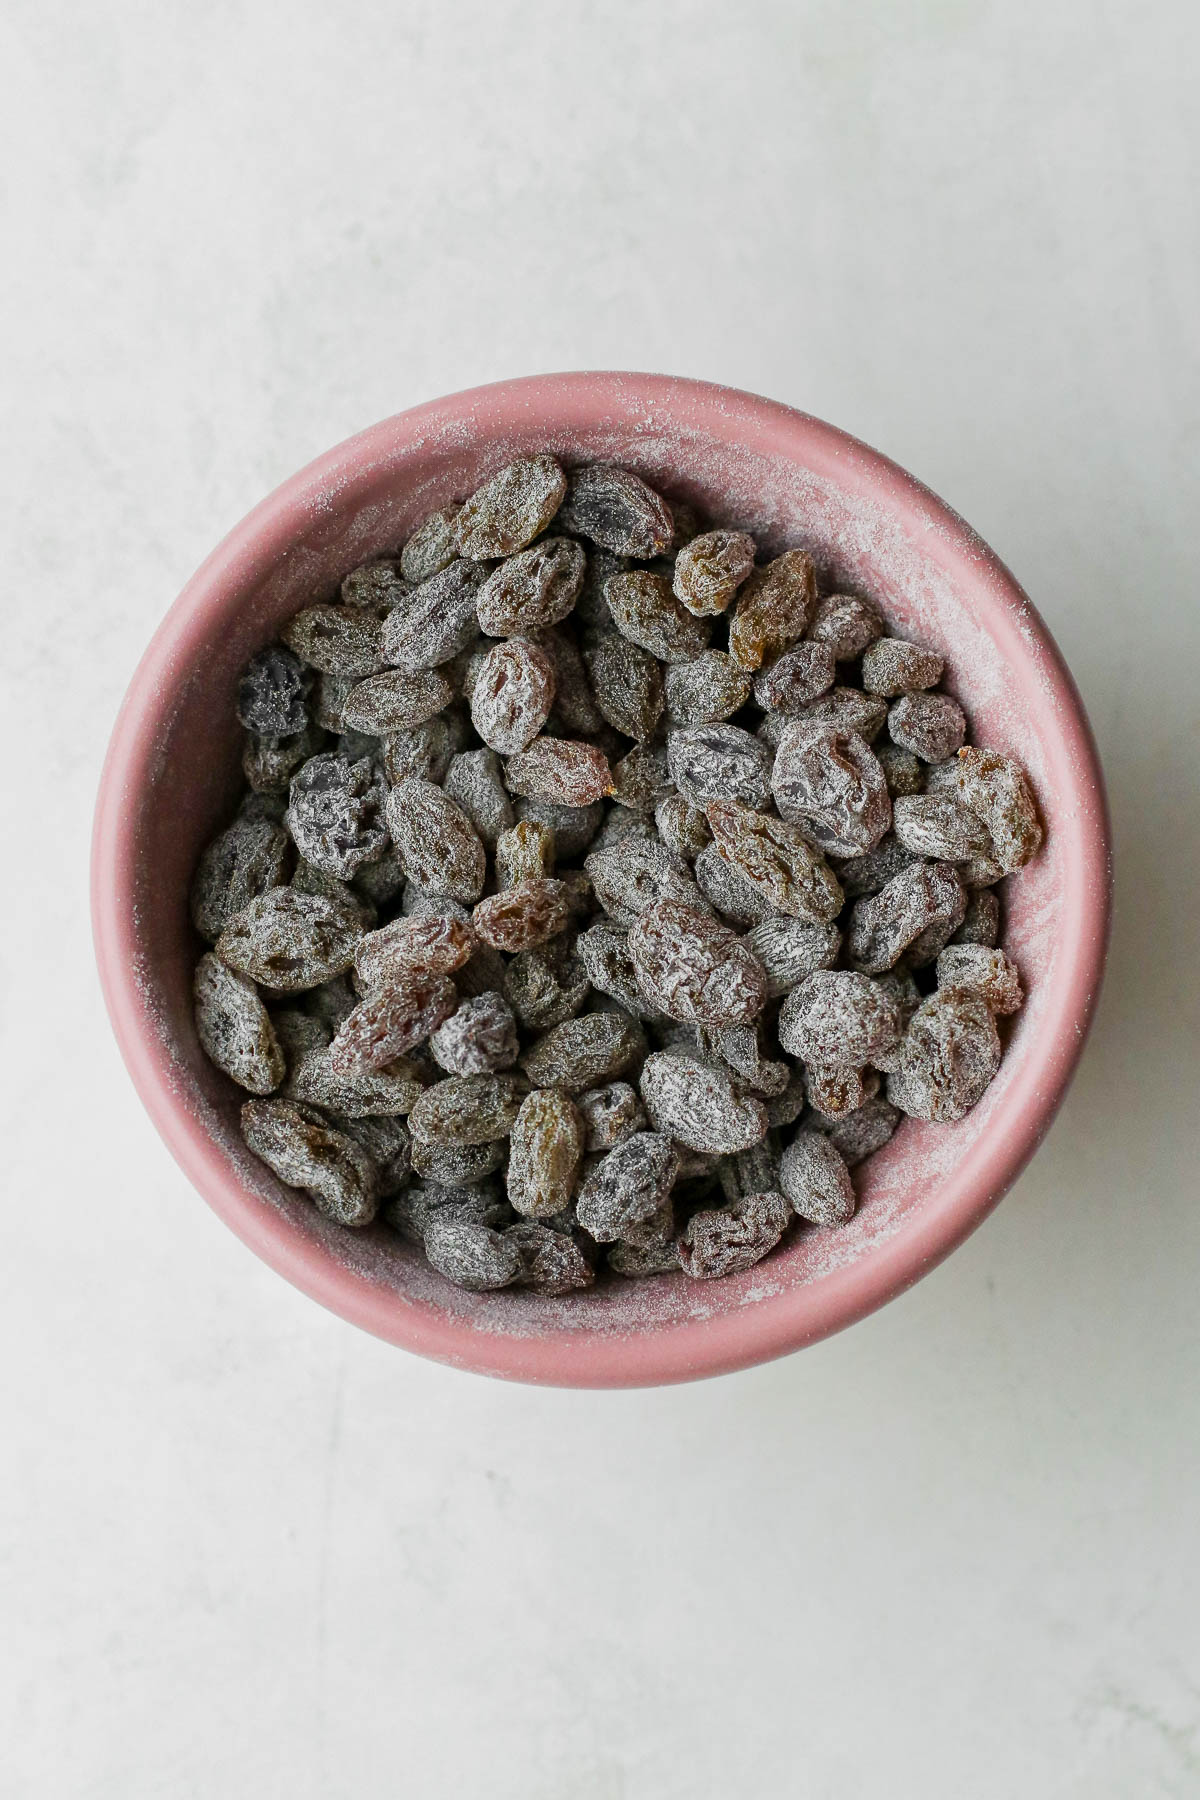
[{"x1": 95, "y1": 374, "x2": 1109, "y2": 1384}]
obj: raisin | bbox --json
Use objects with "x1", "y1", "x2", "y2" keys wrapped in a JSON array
[
  {"x1": 507, "y1": 1222, "x2": 595, "y2": 1295},
  {"x1": 875, "y1": 742, "x2": 926, "y2": 797},
  {"x1": 813, "y1": 1096, "x2": 901, "y2": 1167},
  {"x1": 576, "y1": 919, "x2": 648, "y2": 1015},
  {"x1": 504, "y1": 737, "x2": 614, "y2": 807},
  {"x1": 236, "y1": 645, "x2": 310, "y2": 737},
  {"x1": 586, "y1": 807, "x2": 658, "y2": 857},
  {"x1": 515, "y1": 796, "x2": 605, "y2": 858},
  {"x1": 190, "y1": 815, "x2": 293, "y2": 943},
  {"x1": 354, "y1": 912, "x2": 475, "y2": 988},
  {"x1": 285, "y1": 1042, "x2": 423, "y2": 1118},
  {"x1": 935, "y1": 944, "x2": 1024, "y2": 1015},
  {"x1": 469, "y1": 637, "x2": 556, "y2": 753},
  {"x1": 507, "y1": 1089, "x2": 585, "y2": 1218},
  {"x1": 604, "y1": 569, "x2": 710, "y2": 664},
  {"x1": 504, "y1": 936, "x2": 591, "y2": 1031},
  {"x1": 409, "y1": 1137, "x2": 506, "y2": 1185},
  {"x1": 535, "y1": 625, "x2": 605, "y2": 734},
  {"x1": 583, "y1": 634, "x2": 664, "y2": 741},
  {"x1": 386, "y1": 1179, "x2": 510, "y2": 1246},
  {"x1": 891, "y1": 793, "x2": 993, "y2": 863},
  {"x1": 832, "y1": 835, "x2": 917, "y2": 899},
  {"x1": 193, "y1": 952, "x2": 285, "y2": 1094},
  {"x1": 424, "y1": 1214, "x2": 521, "y2": 1289},
  {"x1": 667, "y1": 724, "x2": 774, "y2": 810},
  {"x1": 705, "y1": 799, "x2": 845, "y2": 924},
  {"x1": 753, "y1": 642, "x2": 836, "y2": 712},
  {"x1": 313, "y1": 671, "x2": 354, "y2": 732},
  {"x1": 291, "y1": 860, "x2": 375, "y2": 927},
  {"x1": 271, "y1": 1007, "x2": 331, "y2": 1064},
  {"x1": 329, "y1": 975, "x2": 456, "y2": 1075},
  {"x1": 951, "y1": 889, "x2": 1001, "y2": 949},
  {"x1": 443, "y1": 747, "x2": 515, "y2": 849},
  {"x1": 454, "y1": 456, "x2": 566, "y2": 559},
  {"x1": 888, "y1": 691, "x2": 966, "y2": 763},
  {"x1": 495, "y1": 820, "x2": 556, "y2": 888},
  {"x1": 765, "y1": 1073, "x2": 808, "y2": 1129},
  {"x1": 886, "y1": 989, "x2": 1002, "y2": 1121},
  {"x1": 380, "y1": 560, "x2": 486, "y2": 672},
  {"x1": 520, "y1": 1011, "x2": 645, "y2": 1092},
  {"x1": 744, "y1": 917, "x2": 841, "y2": 997},
  {"x1": 678, "y1": 1190, "x2": 791, "y2": 1279},
  {"x1": 408, "y1": 1073, "x2": 526, "y2": 1146},
  {"x1": 728, "y1": 549, "x2": 816, "y2": 669},
  {"x1": 241, "y1": 1098, "x2": 381, "y2": 1227},
  {"x1": 556, "y1": 464, "x2": 674, "y2": 558},
  {"x1": 693, "y1": 843, "x2": 774, "y2": 926},
  {"x1": 608, "y1": 1238, "x2": 681, "y2": 1277},
  {"x1": 629, "y1": 900, "x2": 767, "y2": 1027},
  {"x1": 846, "y1": 861, "x2": 966, "y2": 973},
  {"x1": 282, "y1": 605, "x2": 382, "y2": 678},
  {"x1": 577, "y1": 1081, "x2": 648, "y2": 1151},
  {"x1": 779, "y1": 1130, "x2": 855, "y2": 1225},
  {"x1": 806, "y1": 593, "x2": 883, "y2": 661},
  {"x1": 585, "y1": 839, "x2": 703, "y2": 926},
  {"x1": 349, "y1": 559, "x2": 413, "y2": 612},
  {"x1": 639, "y1": 1051, "x2": 768, "y2": 1154},
  {"x1": 664, "y1": 650, "x2": 752, "y2": 727},
  {"x1": 285, "y1": 753, "x2": 389, "y2": 880},
  {"x1": 793, "y1": 687, "x2": 889, "y2": 743},
  {"x1": 804, "y1": 1063, "x2": 879, "y2": 1119},
  {"x1": 860, "y1": 638, "x2": 944, "y2": 696},
  {"x1": 385, "y1": 778, "x2": 486, "y2": 903},
  {"x1": 242, "y1": 721, "x2": 328, "y2": 795},
  {"x1": 401, "y1": 508, "x2": 459, "y2": 584},
  {"x1": 718, "y1": 1139, "x2": 782, "y2": 1205},
  {"x1": 216, "y1": 887, "x2": 364, "y2": 991},
  {"x1": 610, "y1": 743, "x2": 674, "y2": 814},
  {"x1": 770, "y1": 721, "x2": 891, "y2": 857},
  {"x1": 381, "y1": 715, "x2": 463, "y2": 786},
  {"x1": 341, "y1": 667, "x2": 452, "y2": 734},
  {"x1": 655, "y1": 794, "x2": 711, "y2": 861},
  {"x1": 333, "y1": 1111, "x2": 412, "y2": 1196},
  {"x1": 954, "y1": 747, "x2": 1043, "y2": 873},
  {"x1": 703, "y1": 1023, "x2": 790, "y2": 1097},
  {"x1": 575, "y1": 1132, "x2": 678, "y2": 1242},
  {"x1": 777, "y1": 970, "x2": 903, "y2": 1069},
  {"x1": 425, "y1": 990, "x2": 518, "y2": 1076},
  {"x1": 672, "y1": 529, "x2": 757, "y2": 615},
  {"x1": 475, "y1": 537, "x2": 585, "y2": 635},
  {"x1": 473, "y1": 879, "x2": 570, "y2": 952}
]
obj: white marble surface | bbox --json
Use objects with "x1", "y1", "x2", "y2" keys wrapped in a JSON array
[{"x1": 3, "y1": 3, "x2": 1198, "y2": 1794}]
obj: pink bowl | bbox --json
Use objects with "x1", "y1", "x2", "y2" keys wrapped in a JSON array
[{"x1": 92, "y1": 372, "x2": 1111, "y2": 1387}]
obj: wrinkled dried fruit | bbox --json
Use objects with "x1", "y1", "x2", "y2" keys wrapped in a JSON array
[
  {"x1": 444, "y1": 747, "x2": 515, "y2": 849},
  {"x1": 679, "y1": 1190, "x2": 792, "y2": 1279},
  {"x1": 329, "y1": 975, "x2": 457, "y2": 1074},
  {"x1": 664, "y1": 650, "x2": 752, "y2": 727},
  {"x1": 861, "y1": 638, "x2": 944, "y2": 697},
  {"x1": 521, "y1": 1011, "x2": 644, "y2": 1092},
  {"x1": 557, "y1": 464, "x2": 674, "y2": 558},
  {"x1": 705, "y1": 798, "x2": 845, "y2": 924},
  {"x1": 779, "y1": 1130, "x2": 856, "y2": 1225},
  {"x1": 241, "y1": 1098, "x2": 380, "y2": 1226},
  {"x1": 951, "y1": 889, "x2": 1001, "y2": 949},
  {"x1": 777, "y1": 970, "x2": 903, "y2": 1069},
  {"x1": 667, "y1": 724, "x2": 774, "y2": 810},
  {"x1": 575, "y1": 1132, "x2": 678, "y2": 1242},
  {"x1": 282, "y1": 605, "x2": 382, "y2": 678},
  {"x1": 194, "y1": 952, "x2": 285, "y2": 1094},
  {"x1": 575, "y1": 919, "x2": 646, "y2": 1014},
  {"x1": 629, "y1": 900, "x2": 767, "y2": 1026},
  {"x1": 954, "y1": 747, "x2": 1043, "y2": 873},
  {"x1": 892, "y1": 793, "x2": 993, "y2": 863},
  {"x1": 340, "y1": 557, "x2": 409, "y2": 609},
  {"x1": 508, "y1": 1222, "x2": 595, "y2": 1295},
  {"x1": 886, "y1": 989, "x2": 1002, "y2": 1121},
  {"x1": 242, "y1": 722, "x2": 328, "y2": 795},
  {"x1": 381, "y1": 560, "x2": 486, "y2": 673},
  {"x1": 639, "y1": 1051, "x2": 768, "y2": 1154},
  {"x1": 693, "y1": 842, "x2": 772, "y2": 926},
  {"x1": 285, "y1": 1040, "x2": 423, "y2": 1118},
  {"x1": 409, "y1": 1137, "x2": 505, "y2": 1186},
  {"x1": 585, "y1": 839, "x2": 703, "y2": 927},
  {"x1": 191, "y1": 815, "x2": 294, "y2": 943},
  {"x1": 806, "y1": 593, "x2": 883, "y2": 661},
  {"x1": 515, "y1": 796, "x2": 605, "y2": 857},
  {"x1": 654, "y1": 794, "x2": 711, "y2": 861},
  {"x1": 454, "y1": 455, "x2": 567, "y2": 560},
  {"x1": 770, "y1": 721, "x2": 891, "y2": 858},
  {"x1": 935, "y1": 944, "x2": 1024, "y2": 1015},
  {"x1": 888, "y1": 691, "x2": 966, "y2": 763},
  {"x1": 217, "y1": 887, "x2": 364, "y2": 991},
  {"x1": 804, "y1": 1063, "x2": 879, "y2": 1120},
  {"x1": 875, "y1": 742, "x2": 926, "y2": 797},
  {"x1": 504, "y1": 737, "x2": 614, "y2": 807},
  {"x1": 584, "y1": 634, "x2": 664, "y2": 741},
  {"x1": 728, "y1": 549, "x2": 816, "y2": 669},
  {"x1": 353, "y1": 912, "x2": 475, "y2": 990},
  {"x1": 753, "y1": 642, "x2": 836, "y2": 712},
  {"x1": 605, "y1": 569, "x2": 710, "y2": 664},
  {"x1": 381, "y1": 715, "x2": 462, "y2": 786},
  {"x1": 424, "y1": 1214, "x2": 522, "y2": 1289},
  {"x1": 237, "y1": 645, "x2": 310, "y2": 737},
  {"x1": 401, "y1": 508, "x2": 459, "y2": 584},
  {"x1": 793, "y1": 687, "x2": 889, "y2": 743},
  {"x1": 470, "y1": 637, "x2": 557, "y2": 753},
  {"x1": 385, "y1": 778, "x2": 486, "y2": 902},
  {"x1": 495, "y1": 820, "x2": 555, "y2": 888},
  {"x1": 507, "y1": 1089, "x2": 584, "y2": 1218},
  {"x1": 476, "y1": 536, "x2": 585, "y2": 636},
  {"x1": 504, "y1": 936, "x2": 591, "y2": 1032},
  {"x1": 342, "y1": 667, "x2": 452, "y2": 734},
  {"x1": 673, "y1": 529, "x2": 757, "y2": 615},
  {"x1": 285, "y1": 753, "x2": 389, "y2": 880},
  {"x1": 473, "y1": 878, "x2": 570, "y2": 952},
  {"x1": 846, "y1": 860, "x2": 966, "y2": 973},
  {"x1": 577, "y1": 1082, "x2": 647, "y2": 1151},
  {"x1": 408, "y1": 1073, "x2": 526, "y2": 1146},
  {"x1": 744, "y1": 917, "x2": 841, "y2": 997},
  {"x1": 816, "y1": 1096, "x2": 902, "y2": 1167}
]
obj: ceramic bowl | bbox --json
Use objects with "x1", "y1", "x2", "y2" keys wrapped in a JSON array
[{"x1": 92, "y1": 372, "x2": 1111, "y2": 1386}]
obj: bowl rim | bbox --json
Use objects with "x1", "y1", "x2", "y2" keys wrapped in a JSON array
[{"x1": 91, "y1": 370, "x2": 1112, "y2": 1387}]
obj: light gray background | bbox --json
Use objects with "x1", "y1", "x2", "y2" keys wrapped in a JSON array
[{"x1": 3, "y1": 3, "x2": 1197, "y2": 1795}]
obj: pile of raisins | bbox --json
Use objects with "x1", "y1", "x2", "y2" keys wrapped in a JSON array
[{"x1": 192, "y1": 456, "x2": 1042, "y2": 1294}]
